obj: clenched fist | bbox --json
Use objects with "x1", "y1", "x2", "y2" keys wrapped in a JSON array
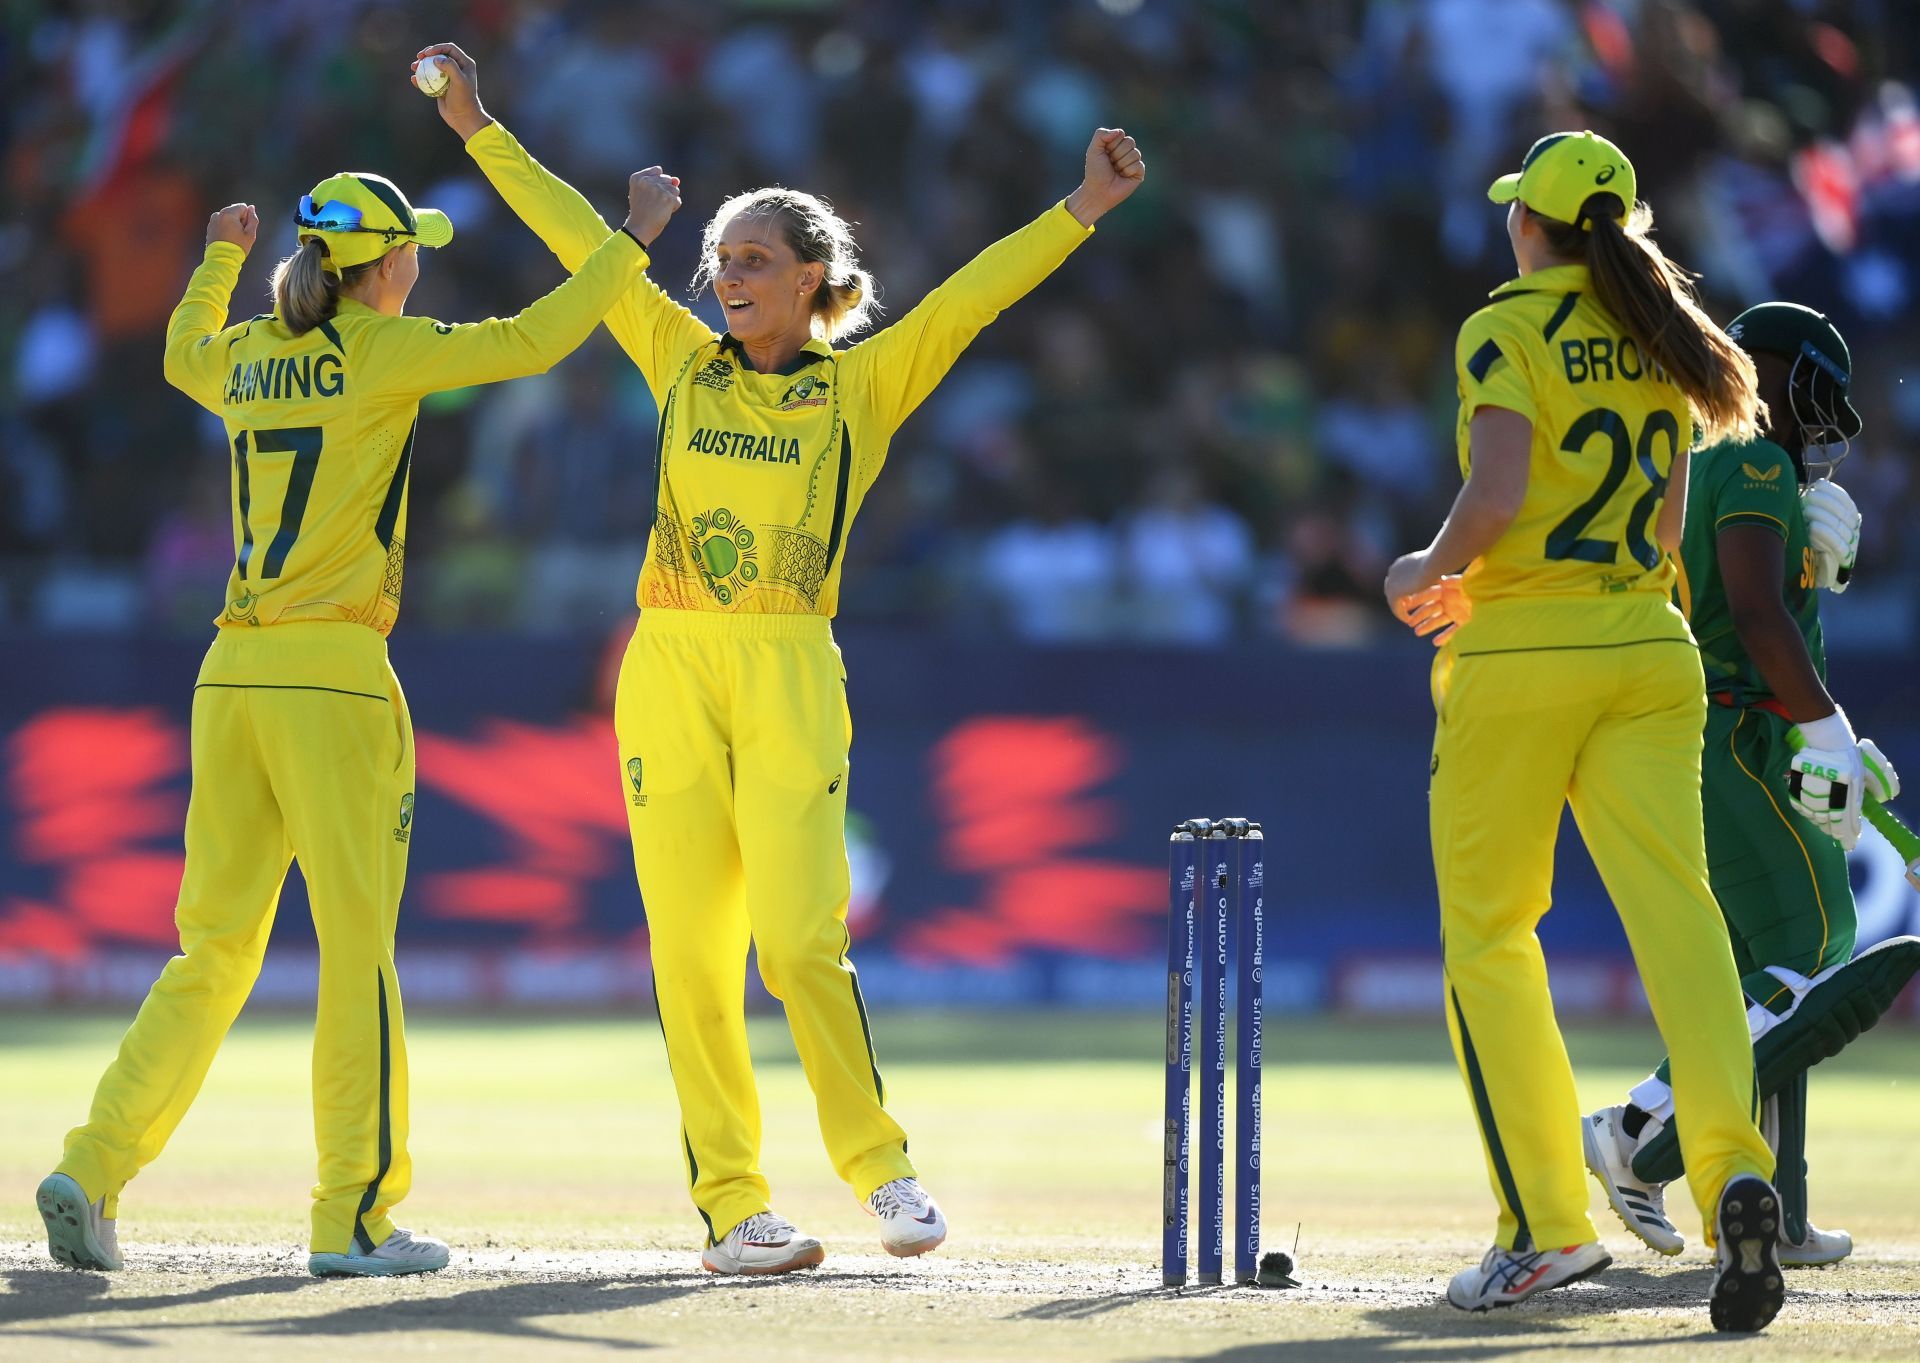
[
  {"x1": 1065, "y1": 128, "x2": 1147, "y2": 227},
  {"x1": 207, "y1": 204, "x2": 259, "y2": 254},
  {"x1": 625, "y1": 166, "x2": 682, "y2": 248}
]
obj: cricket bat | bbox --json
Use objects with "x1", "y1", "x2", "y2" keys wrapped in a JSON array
[{"x1": 1865, "y1": 799, "x2": 1920, "y2": 892}]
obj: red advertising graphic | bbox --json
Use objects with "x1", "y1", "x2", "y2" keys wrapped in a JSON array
[
  {"x1": 1, "y1": 708, "x2": 188, "y2": 956},
  {"x1": 900, "y1": 716, "x2": 1164, "y2": 964},
  {"x1": 0, "y1": 705, "x2": 1167, "y2": 992}
]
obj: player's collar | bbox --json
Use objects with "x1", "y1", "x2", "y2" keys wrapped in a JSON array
[
  {"x1": 718, "y1": 332, "x2": 833, "y2": 375},
  {"x1": 1490, "y1": 263, "x2": 1590, "y2": 298}
]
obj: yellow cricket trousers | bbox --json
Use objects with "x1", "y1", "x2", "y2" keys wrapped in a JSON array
[
  {"x1": 614, "y1": 609, "x2": 914, "y2": 1243},
  {"x1": 1430, "y1": 613, "x2": 1772, "y2": 1250},
  {"x1": 58, "y1": 622, "x2": 415, "y2": 1255}
]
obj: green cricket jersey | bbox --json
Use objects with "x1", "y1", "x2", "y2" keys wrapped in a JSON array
[{"x1": 1678, "y1": 436, "x2": 1824, "y2": 704}]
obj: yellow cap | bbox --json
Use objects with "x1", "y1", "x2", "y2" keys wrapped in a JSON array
[
  {"x1": 1487, "y1": 131, "x2": 1635, "y2": 229},
  {"x1": 295, "y1": 172, "x2": 453, "y2": 273}
]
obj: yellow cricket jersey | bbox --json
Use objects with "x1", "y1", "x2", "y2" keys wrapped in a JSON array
[
  {"x1": 1451, "y1": 263, "x2": 1694, "y2": 650},
  {"x1": 161, "y1": 229, "x2": 645, "y2": 680},
  {"x1": 466, "y1": 121, "x2": 1093, "y2": 616}
]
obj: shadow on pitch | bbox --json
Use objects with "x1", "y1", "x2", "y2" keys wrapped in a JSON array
[
  {"x1": 0, "y1": 1266, "x2": 894, "y2": 1352},
  {"x1": 0, "y1": 1267, "x2": 312, "y2": 1323},
  {"x1": 1127, "y1": 1279, "x2": 1739, "y2": 1363},
  {"x1": 0, "y1": 1267, "x2": 314, "y2": 1348}
]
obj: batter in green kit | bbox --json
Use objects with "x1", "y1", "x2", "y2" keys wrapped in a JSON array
[
  {"x1": 1580, "y1": 303, "x2": 1920, "y2": 1266},
  {"x1": 1685, "y1": 435, "x2": 1846, "y2": 983}
]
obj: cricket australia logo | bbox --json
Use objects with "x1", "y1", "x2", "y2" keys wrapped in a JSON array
[
  {"x1": 691, "y1": 507, "x2": 759, "y2": 605},
  {"x1": 393, "y1": 792, "x2": 414, "y2": 844},
  {"x1": 693, "y1": 357, "x2": 735, "y2": 392},
  {"x1": 627, "y1": 757, "x2": 646, "y2": 807},
  {"x1": 224, "y1": 589, "x2": 261, "y2": 627},
  {"x1": 779, "y1": 374, "x2": 830, "y2": 410}
]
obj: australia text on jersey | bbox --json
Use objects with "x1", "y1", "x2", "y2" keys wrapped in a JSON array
[{"x1": 686, "y1": 427, "x2": 803, "y2": 464}]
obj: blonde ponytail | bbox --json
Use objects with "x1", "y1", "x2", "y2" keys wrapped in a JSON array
[
  {"x1": 816, "y1": 265, "x2": 875, "y2": 342},
  {"x1": 1535, "y1": 199, "x2": 1762, "y2": 444},
  {"x1": 269, "y1": 238, "x2": 381, "y2": 335},
  {"x1": 270, "y1": 238, "x2": 337, "y2": 335}
]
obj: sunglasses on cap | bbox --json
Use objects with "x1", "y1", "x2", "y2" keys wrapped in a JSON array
[{"x1": 295, "y1": 196, "x2": 413, "y2": 236}]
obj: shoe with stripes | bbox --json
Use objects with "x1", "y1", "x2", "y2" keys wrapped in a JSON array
[
  {"x1": 865, "y1": 1176, "x2": 947, "y2": 1257},
  {"x1": 1779, "y1": 1221, "x2": 1851, "y2": 1267},
  {"x1": 701, "y1": 1211, "x2": 826, "y2": 1276},
  {"x1": 309, "y1": 1227, "x2": 450, "y2": 1277},
  {"x1": 1709, "y1": 1175, "x2": 1784, "y2": 1333},
  {"x1": 1446, "y1": 1242, "x2": 1611, "y2": 1311},
  {"x1": 1582, "y1": 1105, "x2": 1683, "y2": 1255}
]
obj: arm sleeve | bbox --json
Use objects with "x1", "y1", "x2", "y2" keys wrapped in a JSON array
[
  {"x1": 360, "y1": 228, "x2": 646, "y2": 400},
  {"x1": 840, "y1": 202, "x2": 1094, "y2": 438},
  {"x1": 1711, "y1": 443, "x2": 1799, "y2": 538},
  {"x1": 464, "y1": 120, "x2": 715, "y2": 396},
  {"x1": 161, "y1": 241, "x2": 247, "y2": 413},
  {"x1": 1454, "y1": 308, "x2": 1538, "y2": 425}
]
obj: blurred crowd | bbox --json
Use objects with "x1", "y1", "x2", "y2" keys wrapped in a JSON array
[{"x1": 5, "y1": 0, "x2": 1920, "y2": 646}]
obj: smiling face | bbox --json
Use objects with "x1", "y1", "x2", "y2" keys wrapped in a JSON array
[{"x1": 713, "y1": 211, "x2": 824, "y2": 347}]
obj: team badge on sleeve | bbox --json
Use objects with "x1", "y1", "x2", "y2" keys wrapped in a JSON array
[{"x1": 627, "y1": 757, "x2": 647, "y2": 807}]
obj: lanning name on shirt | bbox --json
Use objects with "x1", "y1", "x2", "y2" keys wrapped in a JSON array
[{"x1": 224, "y1": 354, "x2": 344, "y2": 406}]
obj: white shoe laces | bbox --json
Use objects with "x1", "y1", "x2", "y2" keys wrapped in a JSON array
[
  {"x1": 734, "y1": 1212, "x2": 793, "y2": 1246},
  {"x1": 869, "y1": 1178, "x2": 924, "y2": 1219}
]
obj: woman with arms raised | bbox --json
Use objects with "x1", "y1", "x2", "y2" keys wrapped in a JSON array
[
  {"x1": 416, "y1": 40, "x2": 1143, "y2": 1276},
  {"x1": 38, "y1": 165, "x2": 651, "y2": 1277}
]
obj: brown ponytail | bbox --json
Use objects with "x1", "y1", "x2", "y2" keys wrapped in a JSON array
[
  {"x1": 269, "y1": 238, "x2": 378, "y2": 335},
  {"x1": 1534, "y1": 198, "x2": 1762, "y2": 445}
]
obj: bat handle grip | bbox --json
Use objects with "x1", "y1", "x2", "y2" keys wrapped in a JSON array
[{"x1": 1864, "y1": 799, "x2": 1920, "y2": 892}]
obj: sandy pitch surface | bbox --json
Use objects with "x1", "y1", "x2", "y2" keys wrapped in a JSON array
[{"x1": 6, "y1": 1237, "x2": 1920, "y2": 1361}]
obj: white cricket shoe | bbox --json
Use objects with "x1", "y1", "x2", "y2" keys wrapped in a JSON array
[
  {"x1": 309, "y1": 1227, "x2": 450, "y2": 1278},
  {"x1": 1446, "y1": 1242, "x2": 1611, "y2": 1311},
  {"x1": 1582, "y1": 1105, "x2": 1683, "y2": 1255},
  {"x1": 864, "y1": 1176, "x2": 946, "y2": 1257},
  {"x1": 37, "y1": 1173, "x2": 123, "y2": 1271},
  {"x1": 1780, "y1": 1222, "x2": 1852, "y2": 1267},
  {"x1": 1709, "y1": 1174, "x2": 1784, "y2": 1333},
  {"x1": 701, "y1": 1211, "x2": 826, "y2": 1276}
]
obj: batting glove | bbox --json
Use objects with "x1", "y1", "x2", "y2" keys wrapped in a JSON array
[
  {"x1": 1801, "y1": 478, "x2": 1860, "y2": 593},
  {"x1": 1859, "y1": 738, "x2": 1901, "y2": 804},
  {"x1": 1788, "y1": 711, "x2": 1865, "y2": 848}
]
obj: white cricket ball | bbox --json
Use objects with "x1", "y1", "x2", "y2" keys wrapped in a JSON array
[{"x1": 413, "y1": 56, "x2": 451, "y2": 98}]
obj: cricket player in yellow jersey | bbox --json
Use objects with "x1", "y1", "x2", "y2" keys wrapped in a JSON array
[
  {"x1": 417, "y1": 42, "x2": 1142, "y2": 1273},
  {"x1": 1384, "y1": 132, "x2": 1781, "y2": 1332},
  {"x1": 36, "y1": 169, "x2": 652, "y2": 1277}
]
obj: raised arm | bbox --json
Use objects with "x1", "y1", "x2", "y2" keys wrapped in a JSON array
[
  {"x1": 840, "y1": 128, "x2": 1145, "y2": 437},
  {"x1": 416, "y1": 41, "x2": 715, "y2": 392},
  {"x1": 361, "y1": 190, "x2": 647, "y2": 400},
  {"x1": 162, "y1": 204, "x2": 259, "y2": 413}
]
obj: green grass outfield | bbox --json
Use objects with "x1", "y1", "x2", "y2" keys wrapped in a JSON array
[{"x1": 2, "y1": 1010, "x2": 1919, "y2": 1360}]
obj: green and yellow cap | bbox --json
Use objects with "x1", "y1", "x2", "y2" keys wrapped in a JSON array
[
  {"x1": 1488, "y1": 131, "x2": 1636, "y2": 229},
  {"x1": 294, "y1": 172, "x2": 453, "y2": 273}
]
